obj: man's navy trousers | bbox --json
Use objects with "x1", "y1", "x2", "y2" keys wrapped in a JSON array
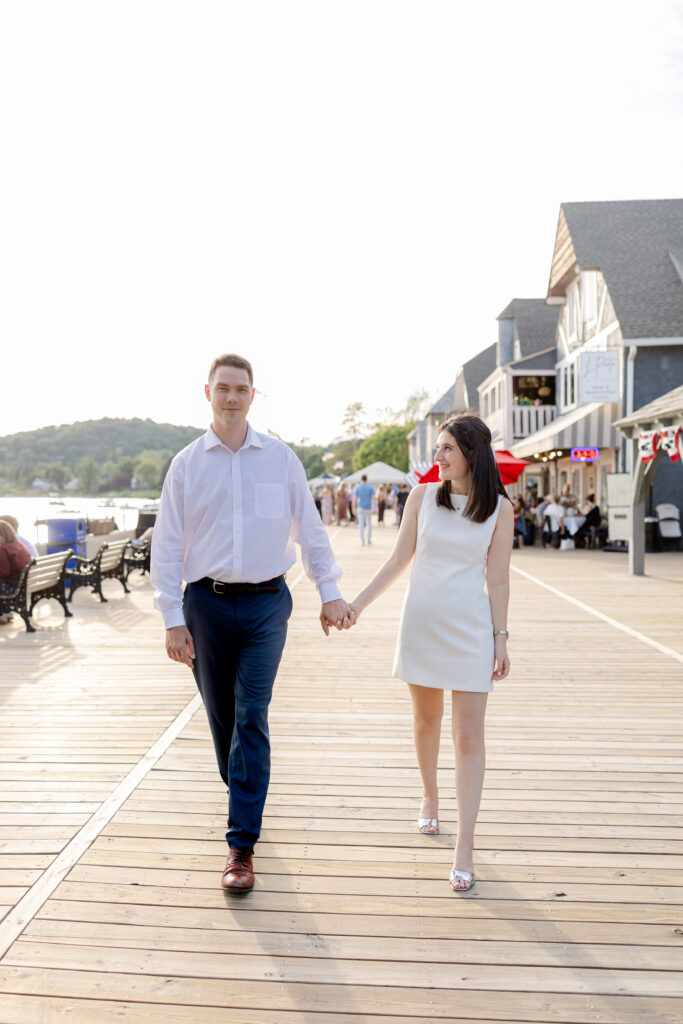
[{"x1": 183, "y1": 576, "x2": 293, "y2": 850}]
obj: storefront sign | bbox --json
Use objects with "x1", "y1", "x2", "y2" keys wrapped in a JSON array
[
  {"x1": 571, "y1": 447, "x2": 599, "y2": 462},
  {"x1": 580, "y1": 350, "x2": 620, "y2": 403}
]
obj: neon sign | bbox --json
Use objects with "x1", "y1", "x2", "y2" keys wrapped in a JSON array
[{"x1": 571, "y1": 447, "x2": 599, "y2": 462}]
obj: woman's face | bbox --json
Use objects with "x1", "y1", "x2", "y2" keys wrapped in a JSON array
[{"x1": 434, "y1": 430, "x2": 471, "y2": 483}]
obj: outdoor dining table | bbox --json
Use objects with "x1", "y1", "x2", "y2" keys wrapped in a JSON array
[{"x1": 564, "y1": 514, "x2": 586, "y2": 536}]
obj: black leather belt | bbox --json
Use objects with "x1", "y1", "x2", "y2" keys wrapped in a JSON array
[{"x1": 194, "y1": 575, "x2": 285, "y2": 595}]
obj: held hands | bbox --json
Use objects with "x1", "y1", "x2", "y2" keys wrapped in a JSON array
[
  {"x1": 165, "y1": 625, "x2": 196, "y2": 668},
  {"x1": 491, "y1": 636, "x2": 510, "y2": 681},
  {"x1": 320, "y1": 599, "x2": 358, "y2": 636}
]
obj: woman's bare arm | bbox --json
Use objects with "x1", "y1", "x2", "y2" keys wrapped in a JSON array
[
  {"x1": 486, "y1": 498, "x2": 514, "y2": 680},
  {"x1": 351, "y1": 485, "x2": 427, "y2": 615}
]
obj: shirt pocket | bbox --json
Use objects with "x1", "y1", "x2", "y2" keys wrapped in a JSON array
[{"x1": 254, "y1": 482, "x2": 287, "y2": 520}]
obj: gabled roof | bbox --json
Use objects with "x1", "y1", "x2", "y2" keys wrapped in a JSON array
[
  {"x1": 496, "y1": 299, "x2": 559, "y2": 358},
  {"x1": 549, "y1": 199, "x2": 683, "y2": 339},
  {"x1": 427, "y1": 383, "x2": 456, "y2": 416},
  {"x1": 462, "y1": 342, "x2": 497, "y2": 409},
  {"x1": 509, "y1": 348, "x2": 557, "y2": 372},
  {"x1": 614, "y1": 384, "x2": 683, "y2": 429}
]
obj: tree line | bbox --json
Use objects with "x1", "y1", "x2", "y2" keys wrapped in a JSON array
[{"x1": 0, "y1": 390, "x2": 432, "y2": 494}]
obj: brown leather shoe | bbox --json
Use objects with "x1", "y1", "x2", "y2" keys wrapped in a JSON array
[{"x1": 221, "y1": 847, "x2": 254, "y2": 890}]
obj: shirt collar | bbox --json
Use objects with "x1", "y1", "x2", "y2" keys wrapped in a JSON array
[{"x1": 203, "y1": 422, "x2": 264, "y2": 453}]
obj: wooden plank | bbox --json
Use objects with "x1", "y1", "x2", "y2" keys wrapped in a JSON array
[
  {"x1": 2, "y1": 955, "x2": 683, "y2": 1004},
  {"x1": 36, "y1": 899, "x2": 683, "y2": 947},
  {"x1": 22, "y1": 919, "x2": 683, "y2": 970},
  {"x1": 0, "y1": 995, "x2": 514, "y2": 1024},
  {"x1": 50, "y1": 880, "x2": 683, "y2": 925}
]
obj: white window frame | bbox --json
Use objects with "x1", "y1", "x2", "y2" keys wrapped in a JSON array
[
  {"x1": 557, "y1": 354, "x2": 579, "y2": 412},
  {"x1": 566, "y1": 281, "x2": 582, "y2": 345},
  {"x1": 581, "y1": 270, "x2": 598, "y2": 326}
]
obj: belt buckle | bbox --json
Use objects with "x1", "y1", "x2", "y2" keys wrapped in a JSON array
[{"x1": 212, "y1": 580, "x2": 226, "y2": 594}]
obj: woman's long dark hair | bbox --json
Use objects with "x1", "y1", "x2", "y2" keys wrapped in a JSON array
[{"x1": 435, "y1": 414, "x2": 510, "y2": 522}]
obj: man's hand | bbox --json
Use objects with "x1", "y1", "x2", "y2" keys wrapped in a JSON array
[
  {"x1": 320, "y1": 599, "x2": 356, "y2": 636},
  {"x1": 166, "y1": 625, "x2": 196, "y2": 668}
]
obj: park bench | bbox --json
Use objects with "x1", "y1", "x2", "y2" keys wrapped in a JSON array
[
  {"x1": 124, "y1": 537, "x2": 151, "y2": 581},
  {"x1": 67, "y1": 538, "x2": 131, "y2": 603},
  {"x1": 0, "y1": 550, "x2": 73, "y2": 632}
]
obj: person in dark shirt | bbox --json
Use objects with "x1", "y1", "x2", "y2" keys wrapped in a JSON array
[
  {"x1": 0, "y1": 520, "x2": 32, "y2": 623},
  {"x1": 395, "y1": 484, "x2": 410, "y2": 526}
]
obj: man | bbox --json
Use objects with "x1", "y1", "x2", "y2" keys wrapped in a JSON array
[
  {"x1": 353, "y1": 474, "x2": 375, "y2": 545},
  {"x1": 544, "y1": 494, "x2": 566, "y2": 549},
  {"x1": 395, "y1": 484, "x2": 410, "y2": 526},
  {"x1": 151, "y1": 354, "x2": 354, "y2": 891}
]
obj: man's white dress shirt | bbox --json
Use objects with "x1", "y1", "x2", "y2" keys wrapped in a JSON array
[
  {"x1": 544, "y1": 502, "x2": 565, "y2": 533},
  {"x1": 151, "y1": 424, "x2": 343, "y2": 628}
]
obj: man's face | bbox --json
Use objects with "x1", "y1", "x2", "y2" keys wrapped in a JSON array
[{"x1": 205, "y1": 366, "x2": 255, "y2": 430}]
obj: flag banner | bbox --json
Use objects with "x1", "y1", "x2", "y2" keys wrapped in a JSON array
[
  {"x1": 658, "y1": 427, "x2": 681, "y2": 463},
  {"x1": 638, "y1": 430, "x2": 658, "y2": 462}
]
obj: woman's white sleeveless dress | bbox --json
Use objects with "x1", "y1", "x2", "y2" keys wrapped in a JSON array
[{"x1": 393, "y1": 484, "x2": 503, "y2": 692}]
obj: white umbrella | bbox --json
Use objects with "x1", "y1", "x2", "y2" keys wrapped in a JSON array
[{"x1": 343, "y1": 461, "x2": 409, "y2": 486}]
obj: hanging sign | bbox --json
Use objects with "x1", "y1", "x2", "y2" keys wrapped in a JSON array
[
  {"x1": 658, "y1": 427, "x2": 681, "y2": 463},
  {"x1": 638, "y1": 430, "x2": 658, "y2": 462},
  {"x1": 580, "y1": 350, "x2": 620, "y2": 403},
  {"x1": 571, "y1": 447, "x2": 599, "y2": 462}
]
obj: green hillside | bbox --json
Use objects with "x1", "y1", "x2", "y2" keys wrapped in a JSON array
[{"x1": 0, "y1": 417, "x2": 205, "y2": 494}]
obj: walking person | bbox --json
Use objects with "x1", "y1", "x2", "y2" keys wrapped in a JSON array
[
  {"x1": 335, "y1": 483, "x2": 349, "y2": 525},
  {"x1": 151, "y1": 354, "x2": 354, "y2": 892},
  {"x1": 353, "y1": 474, "x2": 375, "y2": 545},
  {"x1": 349, "y1": 415, "x2": 513, "y2": 892},
  {"x1": 395, "y1": 484, "x2": 409, "y2": 526},
  {"x1": 321, "y1": 484, "x2": 334, "y2": 525},
  {"x1": 377, "y1": 485, "x2": 387, "y2": 525}
]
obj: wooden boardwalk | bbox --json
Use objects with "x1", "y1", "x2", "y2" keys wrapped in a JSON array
[{"x1": 0, "y1": 527, "x2": 682, "y2": 1023}]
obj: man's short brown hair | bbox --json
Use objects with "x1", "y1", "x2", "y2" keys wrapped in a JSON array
[{"x1": 208, "y1": 354, "x2": 254, "y2": 387}]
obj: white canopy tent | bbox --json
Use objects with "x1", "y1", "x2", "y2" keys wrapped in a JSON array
[
  {"x1": 343, "y1": 461, "x2": 409, "y2": 486},
  {"x1": 307, "y1": 473, "x2": 340, "y2": 490}
]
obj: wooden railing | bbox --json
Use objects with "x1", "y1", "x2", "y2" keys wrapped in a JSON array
[{"x1": 512, "y1": 405, "x2": 556, "y2": 440}]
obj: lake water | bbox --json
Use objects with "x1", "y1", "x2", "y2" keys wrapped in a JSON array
[{"x1": 0, "y1": 497, "x2": 155, "y2": 547}]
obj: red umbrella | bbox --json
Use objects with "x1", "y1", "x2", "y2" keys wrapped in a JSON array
[{"x1": 418, "y1": 450, "x2": 530, "y2": 488}]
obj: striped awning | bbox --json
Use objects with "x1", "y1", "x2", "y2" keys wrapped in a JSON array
[{"x1": 510, "y1": 402, "x2": 621, "y2": 459}]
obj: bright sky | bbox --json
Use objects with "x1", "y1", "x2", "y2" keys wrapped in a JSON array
[{"x1": 2, "y1": 1, "x2": 682, "y2": 445}]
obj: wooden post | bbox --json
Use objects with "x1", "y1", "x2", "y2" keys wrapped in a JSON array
[{"x1": 629, "y1": 437, "x2": 646, "y2": 575}]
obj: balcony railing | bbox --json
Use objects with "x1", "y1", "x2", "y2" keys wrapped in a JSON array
[{"x1": 512, "y1": 405, "x2": 556, "y2": 440}]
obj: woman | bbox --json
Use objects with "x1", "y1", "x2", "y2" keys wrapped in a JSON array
[
  {"x1": 350, "y1": 415, "x2": 513, "y2": 892},
  {"x1": 320, "y1": 485, "x2": 334, "y2": 525},
  {"x1": 336, "y1": 484, "x2": 349, "y2": 525},
  {"x1": 0, "y1": 520, "x2": 32, "y2": 623},
  {"x1": 377, "y1": 486, "x2": 386, "y2": 525}
]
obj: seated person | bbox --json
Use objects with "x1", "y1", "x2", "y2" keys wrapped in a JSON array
[
  {"x1": 544, "y1": 495, "x2": 566, "y2": 548},
  {"x1": 574, "y1": 494, "x2": 601, "y2": 546},
  {"x1": 131, "y1": 525, "x2": 154, "y2": 548},
  {"x1": 513, "y1": 499, "x2": 534, "y2": 546},
  {"x1": 560, "y1": 483, "x2": 578, "y2": 512},
  {"x1": 0, "y1": 520, "x2": 33, "y2": 623},
  {"x1": 0, "y1": 515, "x2": 38, "y2": 558}
]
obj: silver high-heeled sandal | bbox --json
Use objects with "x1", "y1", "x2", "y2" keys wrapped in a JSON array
[
  {"x1": 449, "y1": 868, "x2": 475, "y2": 892},
  {"x1": 417, "y1": 817, "x2": 439, "y2": 834}
]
